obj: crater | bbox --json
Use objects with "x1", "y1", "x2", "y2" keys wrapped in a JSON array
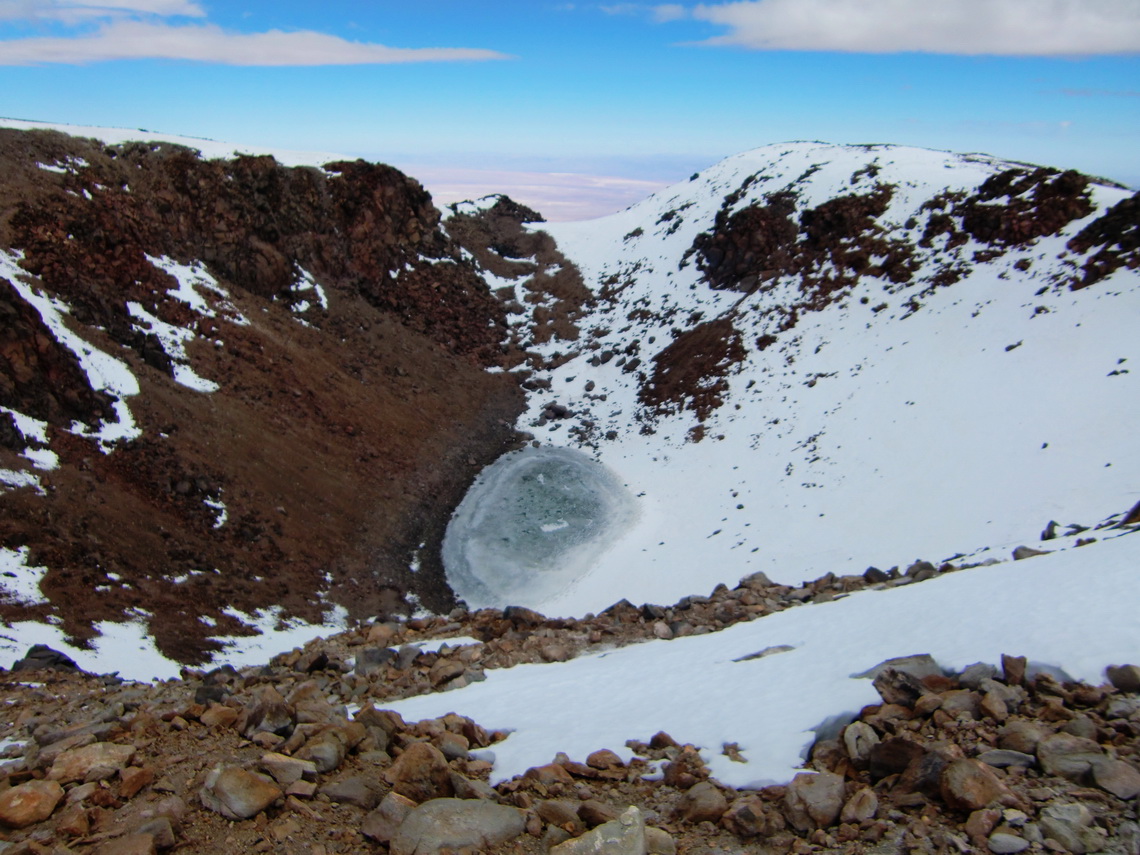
[{"x1": 442, "y1": 446, "x2": 637, "y2": 610}]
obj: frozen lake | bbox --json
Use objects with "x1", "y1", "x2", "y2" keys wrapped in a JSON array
[{"x1": 442, "y1": 446, "x2": 637, "y2": 610}]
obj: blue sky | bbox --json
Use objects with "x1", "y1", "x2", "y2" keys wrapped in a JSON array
[{"x1": 1, "y1": 1, "x2": 1137, "y2": 218}]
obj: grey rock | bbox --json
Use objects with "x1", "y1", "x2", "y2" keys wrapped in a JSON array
[
  {"x1": 988, "y1": 832, "x2": 1030, "y2": 853},
  {"x1": 552, "y1": 805, "x2": 647, "y2": 855},
  {"x1": 362, "y1": 792, "x2": 416, "y2": 843},
  {"x1": 320, "y1": 776, "x2": 380, "y2": 810},
  {"x1": 1040, "y1": 803, "x2": 1099, "y2": 855},
  {"x1": 1012, "y1": 545, "x2": 1051, "y2": 560},
  {"x1": 199, "y1": 766, "x2": 281, "y2": 820},
  {"x1": 978, "y1": 750, "x2": 1036, "y2": 768},
  {"x1": 391, "y1": 798, "x2": 527, "y2": 855},
  {"x1": 1061, "y1": 716, "x2": 1099, "y2": 741},
  {"x1": 259, "y1": 752, "x2": 317, "y2": 785},
  {"x1": 1037, "y1": 733, "x2": 1105, "y2": 782},
  {"x1": 852, "y1": 653, "x2": 942, "y2": 681},
  {"x1": 355, "y1": 646, "x2": 396, "y2": 677},
  {"x1": 843, "y1": 721, "x2": 880, "y2": 766},
  {"x1": 785, "y1": 770, "x2": 845, "y2": 831},
  {"x1": 960, "y1": 663, "x2": 999, "y2": 690},
  {"x1": 1091, "y1": 758, "x2": 1140, "y2": 799},
  {"x1": 646, "y1": 826, "x2": 676, "y2": 855},
  {"x1": 840, "y1": 788, "x2": 878, "y2": 824}
]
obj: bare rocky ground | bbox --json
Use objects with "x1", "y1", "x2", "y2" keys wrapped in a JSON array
[{"x1": 1, "y1": 556, "x2": 1139, "y2": 855}]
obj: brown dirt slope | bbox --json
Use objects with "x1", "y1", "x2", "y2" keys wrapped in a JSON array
[{"x1": 0, "y1": 128, "x2": 526, "y2": 665}]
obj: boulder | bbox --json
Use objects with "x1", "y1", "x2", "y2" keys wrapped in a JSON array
[
  {"x1": 679, "y1": 781, "x2": 727, "y2": 823},
  {"x1": 199, "y1": 766, "x2": 282, "y2": 820},
  {"x1": 391, "y1": 798, "x2": 527, "y2": 855},
  {"x1": 385, "y1": 742, "x2": 453, "y2": 803},
  {"x1": 259, "y1": 751, "x2": 318, "y2": 785},
  {"x1": 721, "y1": 795, "x2": 783, "y2": 837},
  {"x1": 0, "y1": 779, "x2": 65, "y2": 828},
  {"x1": 1036, "y1": 733, "x2": 1104, "y2": 782},
  {"x1": 940, "y1": 759, "x2": 1008, "y2": 811},
  {"x1": 840, "y1": 788, "x2": 878, "y2": 824},
  {"x1": 1091, "y1": 758, "x2": 1140, "y2": 799},
  {"x1": 1106, "y1": 664, "x2": 1140, "y2": 693},
  {"x1": 842, "y1": 721, "x2": 879, "y2": 766},
  {"x1": 49, "y1": 741, "x2": 135, "y2": 783},
  {"x1": 988, "y1": 831, "x2": 1030, "y2": 853},
  {"x1": 320, "y1": 776, "x2": 381, "y2": 810},
  {"x1": 362, "y1": 792, "x2": 417, "y2": 843},
  {"x1": 998, "y1": 721, "x2": 1047, "y2": 755},
  {"x1": 551, "y1": 805, "x2": 647, "y2": 855},
  {"x1": 785, "y1": 770, "x2": 845, "y2": 831}
]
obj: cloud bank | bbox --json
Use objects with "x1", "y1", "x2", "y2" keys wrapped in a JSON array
[
  {"x1": 682, "y1": 0, "x2": 1140, "y2": 55},
  {"x1": 0, "y1": 2, "x2": 510, "y2": 65}
]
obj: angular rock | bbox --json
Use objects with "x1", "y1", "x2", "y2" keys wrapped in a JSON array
[
  {"x1": 842, "y1": 721, "x2": 879, "y2": 767},
  {"x1": 552, "y1": 805, "x2": 647, "y2": 855},
  {"x1": 320, "y1": 776, "x2": 381, "y2": 810},
  {"x1": 646, "y1": 826, "x2": 676, "y2": 855},
  {"x1": 120, "y1": 765, "x2": 155, "y2": 798},
  {"x1": 988, "y1": 832, "x2": 1030, "y2": 853},
  {"x1": 960, "y1": 663, "x2": 999, "y2": 690},
  {"x1": 872, "y1": 668, "x2": 929, "y2": 706},
  {"x1": 1040, "y1": 803, "x2": 1097, "y2": 855},
  {"x1": 1001, "y1": 655, "x2": 1027, "y2": 687},
  {"x1": 978, "y1": 750, "x2": 1036, "y2": 769},
  {"x1": 998, "y1": 721, "x2": 1047, "y2": 755},
  {"x1": 0, "y1": 779, "x2": 65, "y2": 828},
  {"x1": 1036, "y1": 733, "x2": 1104, "y2": 782},
  {"x1": 296, "y1": 732, "x2": 347, "y2": 774},
  {"x1": 680, "y1": 781, "x2": 727, "y2": 823},
  {"x1": 392, "y1": 798, "x2": 527, "y2": 855},
  {"x1": 1091, "y1": 758, "x2": 1140, "y2": 799},
  {"x1": 199, "y1": 766, "x2": 282, "y2": 820},
  {"x1": 580, "y1": 799, "x2": 620, "y2": 828},
  {"x1": 941, "y1": 759, "x2": 1008, "y2": 811},
  {"x1": 385, "y1": 741, "x2": 453, "y2": 803},
  {"x1": 785, "y1": 770, "x2": 845, "y2": 831},
  {"x1": 587, "y1": 748, "x2": 624, "y2": 770},
  {"x1": 538, "y1": 799, "x2": 587, "y2": 835},
  {"x1": 355, "y1": 646, "x2": 396, "y2": 677},
  {"x1": 49, "y1": 741, "x2": 135, "y2": 783},
  {"x1": 11, "y1": 644, "x2": 80, "y2": 672},
  {"x1": 721, "y1": 795, "x2": 783, "y2": 837},
  {"x1": 840, "y1": 788, "x2": 878, "y2": 824},
  {"x1": 362, "y1": 792, "x2": 417, "y2": 843},
  {"x1": 965, "y1": 808, "x2": 1002, "y2": 844},
  {"x1": 242, "y1": 686, "x2": 295, "y2": 738},
  {"x1": 259, "y1": 751, "x2": 318, "y2": 786},
  {"x1": 869, "y1": 736, "x2": 925, "y2": 780},
  {"x1": 854, "y1": 654, "x2": 942, "y2": 681},
  {"x1": 1106, "y1": 664, "x2": 1140, "y2": 693}
]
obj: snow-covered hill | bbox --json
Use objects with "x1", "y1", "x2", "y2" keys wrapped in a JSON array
[{"x1": 476, "y1": 141, "x2": 1139, "y2": 617}]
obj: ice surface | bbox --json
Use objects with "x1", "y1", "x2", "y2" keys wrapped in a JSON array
[{"x1": 443, "y1": 447, "x2": 638, "y2": 609}]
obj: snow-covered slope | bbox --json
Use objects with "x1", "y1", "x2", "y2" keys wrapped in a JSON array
[{"x1": 486, "y1": 141, "x2": 1138, "y2": 617}]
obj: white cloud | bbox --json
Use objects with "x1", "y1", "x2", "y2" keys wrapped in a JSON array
[
  {"x1": 0, "y1": 19, "x2": 513, "y2": 65},
  {"x1": 689, "y1": 0, "x2": 1140, "y2": 55},
  {"x1": 652, "y1": 4, "x2": 687, "y2": 22},
  {"x1": 0, "y1": 0, "x2": 204, "y2": 21},
  {"x1": 601, "y1": 2, "x2": 687, "y2": 21}
]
